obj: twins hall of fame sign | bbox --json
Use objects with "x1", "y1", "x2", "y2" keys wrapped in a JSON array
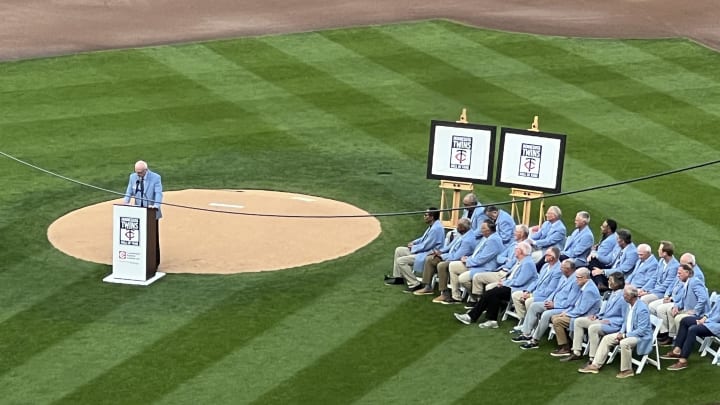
[
  {"x1": 495, "y1": 127, "x2": 566, "y2": 193},
  {"x1": 426, "y1": 120, "x2": 496, "y2": 184}
]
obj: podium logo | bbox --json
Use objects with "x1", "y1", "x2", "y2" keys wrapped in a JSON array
[
  {"x1": 119, "y1": 216, "x2": 141, "y2": 246},
  {"x1": 518, "y1": 143, "x2": 542, "y2": 178},
  {"x1": 450, "y1": 135, "x2": 472, "y2": 170}
]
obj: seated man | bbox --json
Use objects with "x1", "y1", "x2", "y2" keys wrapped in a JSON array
[
  {"x1": 445, "y1": 220, "x2": 504, "y2": 304},
  {"x1": 578, "y1": 285, "x2": 653, "y2": 379},
  {"x1": 470, "y1": 224, "x2": 529, "y2": 299},
  {"x1": 537, "y1": 211, "x2": 593, "y2": 271},
  {"x1": 662, "y1": 294, "x2": 720, "y2": 370},
  {"x1": 679, "y1": 252, "x2": 705, "y2": 284},
  {"x1": 639, "y1": 240, "x2": 678, "y2": 304},
  {"x1": 414, "y1": 218, "x2": 477, "y2": 297},
  {"x1": 548, "y1": 267, "x2": 602, "y2": 356},
  {"x1": 654, "y1": 264, "x2": 708, "y2": 345},
  {"x1": 528, "y1": 206, "x2": 566, "y2": 262},
  {"x1": 511, "y1": 247, "x2": 563, "y2": 328},
  {"x1": 454, "y1": 241, "x2": 538, "y2": 328},
  {"x1": 625, "y1": 243, "x2": 658, "y2": 288},
  {"x1": 591, "y1": 229, "x2": 637, "y2": 291},
  {"x1": 586, "y1": 218, "x2": 618, "y2": 270},
  {"x1": 446, "y1": 193, "x2": 487, "y2": 244},
  {"x1": 484, "y1": 205, "x2": 516, "y2": 246},
  {"x1": 384, "y1": 208, "x2": 445, "y2": 290},
  {"x1": 512, "y1": 259, "x2": 580, "y2": 350},
  {"x1": 560, "y1": 272, "x2": 626, "y2": 363}
]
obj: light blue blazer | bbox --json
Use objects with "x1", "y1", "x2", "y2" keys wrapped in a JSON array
[
  {"x1": 625, "y1": 255, "x2": 658, "y2": 288},
  {"x1": 620, "y1": 300, "x2": 653, "y2": 355},
  {"x1": 124, "y1": 169, "x2": 163, "y2": 219},
  {"x1": 702, "y1": 300, "x2": 720, "y2": 336},
  {"x1": 603, "y1": 243, "x2": 638, "y2": 276},
  {"x1": 595, "y1": 232, "x2": 619, "y2": 266},
  {"x1": 411, "y1": 220, "x2": 445, "y2": 272},
  {"x1": 598, "y1": 289, "x2": 626, "y2": 334},
  {"x1": 530, "y1": 219, "x2": 566, "y2": 250},
  {"x1": 527, "y1": 261, "x2": 562, "y2": 302},
  {"x1": 504, "y1": 256, "x2": 538, "y2": 293},
  {"x1": 466, "y1": 233, "x2": 504, "y2": 277},
  {"x1": 675, "y1": 277, "x2": 709, "y2": 315},
  {"x1": 643, "y1": 257, "x2": 679, "y2": 296},
  {"x1": 495, "y1": 209, "x2": 516, "y2": 247},
  {"x1": 561, "y1": 226, "x2": 594, "y2": 267},
  {"x1": 440, "y1": 231, "x2": 478, "y2": 262}
]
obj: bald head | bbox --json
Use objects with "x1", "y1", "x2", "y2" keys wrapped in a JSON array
[{"x1": 134, "y1": 161, "x2": 148, "y2": 177}]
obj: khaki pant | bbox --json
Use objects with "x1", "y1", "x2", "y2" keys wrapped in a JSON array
[
  {"x1": 393, "y1": 246, "x2": 418, "y2": 286},
  {"x1": 421, "y1": 255, "x2": 451, "y2": 291},
  {"x1": 449, "y1": 261, "x2": 472, "y2": 300},
  {"x1": 551, "y1": 314, "x2": 571, "y2": 345},
  {"x1": 512, "y1": 291, "x2": 535, "y2": 321},
  {"x1": 572, "y1": 316, "x2": 608, "y2": 358},
  {"x1": 593, "y1": 333, "x2": 638, "y2": 372},
  {"x1": 471, "y1": 270, "x2": 506, "y2": 295}
]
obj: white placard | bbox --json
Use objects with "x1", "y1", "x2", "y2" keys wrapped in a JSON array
[
  {"x1": 111, "y1": 204, "x2": 148, "y2": 281},
  {"x1": 426, "y1": 120, "x2": 496, "y2": 184},
  {"x1": 495, "y1": 128, "x2": 566, "y2": 193}
]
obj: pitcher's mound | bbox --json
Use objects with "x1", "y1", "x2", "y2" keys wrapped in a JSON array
[{"x1": 47, "y1": 189, "x2": 382, "y2": 274}]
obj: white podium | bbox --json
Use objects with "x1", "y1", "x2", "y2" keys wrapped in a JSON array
[{"x1": 104, "y1": 204, "x2": 165, "y2": 286}]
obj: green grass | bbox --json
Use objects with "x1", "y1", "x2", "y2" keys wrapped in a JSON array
[{"x1": 1, "y1": 19, "x2": 719, "y2": 404}]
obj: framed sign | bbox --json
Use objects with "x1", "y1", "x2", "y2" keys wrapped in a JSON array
[
  {"x1": 426, "y1": 120, "x2": 496, "y2": 184},
  {"x1": 495, "y1": 127, "x2": 566, "y2": 193}
]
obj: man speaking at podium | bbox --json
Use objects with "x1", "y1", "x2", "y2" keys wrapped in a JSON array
[{"x1": 123, "y1": 160, "x2": 163, "y2": 266}]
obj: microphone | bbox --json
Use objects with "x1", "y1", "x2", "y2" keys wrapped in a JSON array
[{"x1": 137, "y1": 178, "x2": 145, "y2": 208}]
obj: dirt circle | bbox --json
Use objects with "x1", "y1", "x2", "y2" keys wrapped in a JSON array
[{"x1": 47, "y1": 189, "x2": 382, "y2": 274}]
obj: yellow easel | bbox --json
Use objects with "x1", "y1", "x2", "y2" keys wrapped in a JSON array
[
  {"x1": 509, "y1": 116, "x2": 545, "y2": 226},
  {"x1": 437, "y1": 108, "x2": 474, "y2": 228}
]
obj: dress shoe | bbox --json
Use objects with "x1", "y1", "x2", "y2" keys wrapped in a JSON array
[
  {"x1": 384, "y1": 277, "x2": 404, "y2": 285},
  {"x1": 560, "y1": 353, "x2": 583, "y2": 362},
  {"x1": 616, "y1": 369, "x2": 634, "y2": 379}
]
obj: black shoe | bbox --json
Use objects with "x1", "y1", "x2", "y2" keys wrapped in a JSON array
[
  {"x1": 402, "y1": 283, "x2": 424, "y2": 294},
  {"x1": 520, "y1": 341, "x2": 539, "y2": 350},
  {"x1": 384, "y1": 277, "x2": 404, "y2": 285},
  {"x1": 383, "y1": 274, "x2": 393, "y2": 281}
]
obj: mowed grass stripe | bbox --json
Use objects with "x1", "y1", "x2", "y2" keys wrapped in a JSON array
[
  {"x1": 0, "y1": 275, "x2": 143, "y2": 378},
  {"x1": 203, "y1": 39, "x2": 433, "y2": 162},
  {"x1": 377, "y1": 22, "x2": 720, "y2": 223},
  {"x1": 53, "y1": 265, "x2": 365, "y2": 405},
  {"x1": 248, "y1": 298, "x2": 463, "y2": 404},
  {"x1": 155, "y1": 261, "x2": 402, "y2": 404},
  {"x1": 0, "y1": 275, "x2": 253, "y2": 404},
  {"x1": 466, "y1": 29, "x2": 720, "y2": 149},
  {"x1": 141, "y1": 44, "x2": 439, "y2": 205},
  {"x1": 402, "y1": 22, "x2": 720, "y2": 190},
  {"x1": 353, "y1": 324, "x2": 523, "y2": 404}
]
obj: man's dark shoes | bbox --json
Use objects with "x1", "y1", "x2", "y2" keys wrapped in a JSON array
[
  {"x1": 384, "y1": 277, "x2": 404, "y2": 285},
  {"x1": 402, "y1": 284, "x2": 424, "y2": 293}
]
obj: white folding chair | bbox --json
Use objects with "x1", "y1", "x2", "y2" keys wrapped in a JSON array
[
  {"x1": 501, "y1": 300, "x2": 522, "y2": 322},
  {"x1": 606, "y1": 314, "x2": 662, "y2": 374},
  {"x1": 699, "y1": 336, "x2": 720, "y2": 365}
]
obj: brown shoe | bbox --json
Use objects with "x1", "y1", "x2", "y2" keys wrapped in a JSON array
[
  {"x1": 616, "y1": 369, "x2": 634, "y2": 379},
  {"x1": 578, "y1": 364, "x2": 600, "y2": 374},
  {"x1": 550, "y1": 346, "x2": 571, "y2": 357},
  {"x1": 560, "y1": 353, "x2": 583, "y2": 362},
  {"x1": 432, "y1": 294, "x2": 448, "y2": 303},
  {"x1": 413, "y1": 287, "x2": 434, "y2": 296},
  {"x1": 660, "y1": 351, "x2": 681, "y2": 360},
  {"x1": 667, "y1": 361, "x2": 688, "y2": 371}
]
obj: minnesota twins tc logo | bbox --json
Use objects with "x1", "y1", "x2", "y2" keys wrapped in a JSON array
[
  {"x1": 119, "y1": 216, "x2": 141, "y2": 246},
  {"x1": 450, "y1": 135, "x2": 472, "y2": 170},
  {"x1": 519, "y1": 143, "x2": 542, "y2": 178}
]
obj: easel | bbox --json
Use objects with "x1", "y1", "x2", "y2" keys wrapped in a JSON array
[
  {"x1": 438, "y1": 108, "x2": 473, "y2": 229},
  {"x1": 439, "y1": 180, "x2": 474, "y2": 228},
  {"x1": 509, "y1": 116, "x2": 545, "y2": 226}
]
